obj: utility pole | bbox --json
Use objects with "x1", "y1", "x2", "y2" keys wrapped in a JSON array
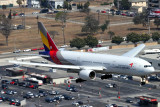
[
  {"x1": 117, "y1": 0, "x2": 119, "y2": 11},
  {"x1": 23, "y1": 0, "x2": 26, "y2": 29},
  {"x1": 37, "y1": 15, "x2": 39, "y2": 34}
]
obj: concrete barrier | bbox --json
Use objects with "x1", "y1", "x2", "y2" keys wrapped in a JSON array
[{"x1": 110, "y1": 42, "x2": 158, "y2": 49}]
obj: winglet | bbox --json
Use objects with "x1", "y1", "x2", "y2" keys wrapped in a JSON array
[
  {"x1": 122, "y1": 44, "x2": 145, "y2": 57},
  {"x1": 38, "y1": 22, "x2": 58, "y2": 52}
]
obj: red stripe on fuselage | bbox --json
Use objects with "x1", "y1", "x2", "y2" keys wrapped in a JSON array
[{"x1": 50, "y1": 51, "x2": 62, "y2": 64}]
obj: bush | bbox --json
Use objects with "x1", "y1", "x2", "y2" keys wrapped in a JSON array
[
  {"x1": 140, "y1": 34, "x2": 150, "y2": 43},
  {"x1": 126, "y1": 32, "x2": 140, "y2": 44},
  {"x1": 152, "y1": 32, "x2": 160, "y2": 41},
  {"x1": 70, "y1": 38, "x2": 86, "y2": 49},
  {"x1": 84, "y1": 35, "x2": 98, "y2": 48},
  {"x1": 101, "y1": 2, "x2": 110, "y2": 5},
  {"x1": 112, "y1": 36, "x2": 124, "y2": 45}
]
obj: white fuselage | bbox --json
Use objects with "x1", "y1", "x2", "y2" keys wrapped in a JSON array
[{"x1": 57, "y1": 51, "x2": 155, "y2": 76}]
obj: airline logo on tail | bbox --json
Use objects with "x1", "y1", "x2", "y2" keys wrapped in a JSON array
[
  {"x1": 38, "y1": 22, "x2": 58, "y2": 52},
  {"x1": 38, "y1": 22, "x2": 61, "y2": 64}
]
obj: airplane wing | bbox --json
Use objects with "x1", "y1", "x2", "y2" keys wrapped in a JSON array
[
  {"x1": 122, "y1": 44, "x2": 145, "y2": 57},
  {"x1": 9, "y1": 60, "x2": 105, "y2": 71},
  {"x1": 15, "y1": 54, "x2": 49, "y2": 57}
]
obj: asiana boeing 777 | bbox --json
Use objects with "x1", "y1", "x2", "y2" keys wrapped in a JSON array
[{"x1": 9, "y1": 22, "x2": 156, "y2": 85}]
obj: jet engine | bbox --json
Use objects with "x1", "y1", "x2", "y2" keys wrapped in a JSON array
[{"x1": 79, "y1": 70, "x2": 96, "y2": 80}]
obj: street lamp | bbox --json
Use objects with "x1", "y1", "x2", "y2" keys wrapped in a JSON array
[
  {"x1": 62, "y1": 25, "x2": 65, "y2": 45},
  {"x1": 37, "y1": 15, "x2": 39, "y2": 33},
  {"x1": 96, "y1": 10, "x2": 100, "y2": 23}
]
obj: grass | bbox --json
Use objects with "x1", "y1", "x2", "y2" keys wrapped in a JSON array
[{"x1": 0, "y1": 7, "x2": 159, "y2": 53}]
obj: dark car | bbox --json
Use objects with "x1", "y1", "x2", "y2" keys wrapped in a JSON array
[
  {"x1": 126, "y1": 99, "x2": 133, "y2": 103},
  {"x1": 40, "y1": 9, "x2": 49, "y2": 13},
  {"x1": 19, "y1": 13, "x2": 25, "y2": 16},
  {"x1": 10, "y1": 99, "x2": 20, "y2": 106},
  {"x1": 0, "y1": 95, "x2": 6, "y2": 101},
  {"x1": 17, "y1": 25, "x2": 25, "y2": 30},
  {"x1": 39, "y1": 90, "x2": 47, "y2": 97},
  {"x1": 54, "y1": 11, "x2": 59, "y2": 13},
  {"x1": 10, "y1": 79, "x2": 19, "y2": 85},
  {"x1": 54, "y1": 96, "x2": 62, "y2": 101},
  {"x1": 48, "y1": 91, "x2": 59, "y2": 95},
  {"x1": 23, "y1": 92, "x2": 35, "y2": 99},
  {"x1": 45, "y1": 97, "x2": 56, "y2": 103},
  {"x1": 6, "y1": 90, "x2": 17, "y2": 95},
  {"x1": 116, "y1": 11, "x2": 121, "y2": 15},
  {"x1": 18, "y1": 82, "x2": 26, "y2": 86},
  {"x1": 1, "y1": 80, "x2": 10, "y2": 84},
  {"x1": 63, "y1": 95, "x2": 75, "y2": 100},
  {"x1": 71, "y1": 88, "x2": 78, "y2": 92},
  {"x1": 66, "y1": 86, "x2": 76, "y2": 91},
  {"x1": 2, "y1": 84, "x2": 8, "y2": 90}
]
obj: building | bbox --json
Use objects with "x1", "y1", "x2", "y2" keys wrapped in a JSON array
[
  {"x1": 27, "y1": 0, "x2": 40, "y2": 8},
  {"x1": 0, "y1": 0, "x2": 27, "y2": 8},
  {"x1": 48, "y1": 0, "x2": 64, "y2": 9},
  {"x1": 148, "y1": 0, "x2": 160, "y2": 9},
  {"x1": 129, "y1": 0, "x2": 147, "y2": 13},
  {"x1": 6, "y1": 67, "x2": 27, "y2": 76},
  {"x1": 0, "y1": 0, "x2": 18, "y2": 7}
]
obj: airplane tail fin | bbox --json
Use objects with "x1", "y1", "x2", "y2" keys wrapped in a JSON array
[{"x1": 38, "y1": 22, "x2": 58, "y2": 52}]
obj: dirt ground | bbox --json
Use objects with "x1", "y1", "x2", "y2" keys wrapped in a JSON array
[{"x1": 0, "y1": 7, "x2": 159, "y2": 53}]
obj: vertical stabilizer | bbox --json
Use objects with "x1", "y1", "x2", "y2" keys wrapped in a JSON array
[{"x1": 38, "y1": 22, "x2": 58, "y2": 52}]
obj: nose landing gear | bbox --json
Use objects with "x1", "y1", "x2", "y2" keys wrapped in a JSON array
[{"x1": 140, "y1": 76, "x2": 148, "y2": 85}]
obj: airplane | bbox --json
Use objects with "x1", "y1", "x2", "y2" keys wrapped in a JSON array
[{"x1": 9, "y1": 22, "x2": 156, "y2": 85}]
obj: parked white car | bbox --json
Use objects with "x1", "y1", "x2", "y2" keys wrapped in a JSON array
[
  {"x1": 105, "y1": 84, "x2": 113, "y2": 88},
  {"x1": 23, "y1": 49, "x2": 31, "y2": 52}
]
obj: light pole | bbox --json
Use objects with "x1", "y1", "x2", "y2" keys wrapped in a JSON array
[
  {"x1": 62, "y1": 24, "x2": 65, "y2": 45},
  {"x1": 37, "y1": 15, "x2": 39, "y2": 34},
  {"x1": 23, "y1": 0, "x2": 26, "y2": 29},
  {"x1": 97, "y1": 10, "x2": 100, "y2": 23}
]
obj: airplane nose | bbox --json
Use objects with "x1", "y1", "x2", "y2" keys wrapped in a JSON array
[{"x1": 150, "y1": 67, "x2": 155, "y2": 72}]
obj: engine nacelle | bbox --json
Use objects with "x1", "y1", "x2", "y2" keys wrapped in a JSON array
[{"x1": 79, "y1": 70, "x2": 96, "y2": 80}]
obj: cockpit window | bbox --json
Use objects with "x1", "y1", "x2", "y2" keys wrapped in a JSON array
[{"x1": 144, "y1": 65, "x2": 152, "y2": 68}]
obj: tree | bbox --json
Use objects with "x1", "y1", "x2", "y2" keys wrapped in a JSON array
[
  {"x1": 0, "y1": 18, "x2": 12, "y2": 46},
  {"x1": 154, "y1": 18, "x2": 160, "y2": 29},
  {"x1": 8, "y1": 9, "x2": 12, "y2": 19},
  {"x1": 63, "y1": 1, "x2": 68, "y2": 9},
  {"x1": 70, "y1": 38, "x2": 86, "y2": 49},
  {"x1": 100, "y1": 24, "x2": 107, "y2": 33},
  {"x1": 84, "y1": 35, "x2": 98, "y2": 48},
  {"x1": 114, "y1": 0, "x2": 118, "y2": 8},
  {"x1": 140, "y1": 34, "x2": 150, "y2": 43},
  {"x1": 112, "y1": 36, "x2": 124, "y2": 45},
  {"x1": 68, "y1": 4, "x2": 72, "y2": 10},
  {"x1": 100, "y1": 20, "x2": 110, "y2": 33},
  {"x1": 55, "y1": 11, "x2": 68, "y2": 45},
  {"x1": 152, "y1": 32, "x2": 160, "y2": 41},
  {"x1": 133, "y1": 10, "x2": 148, "y2": 27},
  {"x1": 81, "y1": 2, "x2": 90, "y2": 14},
  {"x1": 82, "y1": 15, "x2": 99, "y2": 34},
  {"x1": 16, "y1": 0, "x2": 22, "y2": 7},
  {"x1": 108, "y1": 31, "x2": 115, "y2": 39},
  {"x1": 126, "y1": 32, "x2": 140, "y2": 44},
  {"x1": 120, "y1": 0, "x2": 131, "y2": 10},
  {"x1": 49, "y1": 31, "x2": 58, "y2": 39}
]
